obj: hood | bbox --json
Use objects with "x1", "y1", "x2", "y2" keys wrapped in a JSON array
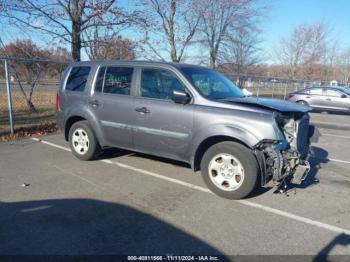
[{"x1": 219, "y1": 97, "x2": 310, "y2": 113}]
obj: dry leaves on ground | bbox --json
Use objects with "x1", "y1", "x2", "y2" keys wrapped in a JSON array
[{"x1": 0, "y1": 123, "x2": 58, "y2": 142}]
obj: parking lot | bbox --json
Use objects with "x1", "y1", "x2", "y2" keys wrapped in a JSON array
[{"x1": 1, "y1": 112, "x2": 350, "y2": 257}]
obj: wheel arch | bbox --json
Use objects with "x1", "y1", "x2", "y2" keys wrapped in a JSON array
[
  {"x1": 63, "y1": 109, "x2": 106, "y2": 147},
  {"x1": 191, "y1": 135, "x2": 252, "y2": 171},
  {"x1": 64, "y1": 116, "x2": 86, "y2": 141}
]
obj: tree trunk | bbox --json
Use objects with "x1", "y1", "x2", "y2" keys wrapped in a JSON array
[
  {"x1": 71, "y1": 21, "x2": 82, "y2": 61},
  {"x1": 209, "y1": 49, "x2": 216, "y2": 68}
]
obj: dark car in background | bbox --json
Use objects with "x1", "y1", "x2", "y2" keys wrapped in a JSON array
[{"x1": 287, "y1": 86, "x2": 350, "y2": 113}]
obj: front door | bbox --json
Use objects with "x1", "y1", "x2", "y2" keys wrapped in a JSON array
[
  {"x1": 133, "y1": 68, "x2": 193, "y2": 161},
  {"x1": 324, "y1": 88, "x2": 350, "y2": 111},
  {"x1": 89, "y1": 66, "x2": 135, "y2": 149}
]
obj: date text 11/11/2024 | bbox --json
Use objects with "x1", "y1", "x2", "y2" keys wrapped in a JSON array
[{"x1": 127, "y1": 255, "x2": 220, "y2": 261}]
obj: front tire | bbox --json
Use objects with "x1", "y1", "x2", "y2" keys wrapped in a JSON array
[
  {"x1": 68, "y1": 120, "x2": 101, "y2": 161},
  {"x1": 200, "y1": 141, "x2": 258, "y2": 199}
]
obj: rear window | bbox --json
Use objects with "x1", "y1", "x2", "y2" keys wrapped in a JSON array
[{"x1": 65, "y1": 66, "x2": 91, "y2": 92}]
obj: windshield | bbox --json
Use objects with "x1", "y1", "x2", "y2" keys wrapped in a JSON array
[
  {"x1": 180, "y1": 67, "x2": 244, "y2": 100},
  {"x1": 340, "y1": 88, "x2": 350, "y2": 96}
]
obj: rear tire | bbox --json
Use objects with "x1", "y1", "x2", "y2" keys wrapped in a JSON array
[
  {"x1": 68, "y1": 120, "x2": 101, "y2": 161},
  {"x1": 200, "y1": 141, "x2": 258, "y2": 199}
]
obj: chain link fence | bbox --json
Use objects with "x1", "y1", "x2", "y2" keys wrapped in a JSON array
[
  {"x1": 225, "y1": 74, "x2": 308, "y2": 99},
  {"x1": 0, "y1": 57, "x2": 68, "y2": 135}
]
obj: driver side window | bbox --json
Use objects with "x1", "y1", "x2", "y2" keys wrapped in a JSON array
[{"x1": 141, "y1": 68, "x2": 186, "y2": 100}]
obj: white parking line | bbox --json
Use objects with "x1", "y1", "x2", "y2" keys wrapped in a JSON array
[
  {"x1": 328, "y1": 158, "x2": 350, "y2": 164},
  {"x1": 31, "y1": 137, "x2": 350, "y2": 236},
  {"x1": 31, "y1": 137, "x2": 71, "y2": 152},
  {"x1": 321, "y1": 133, "x2": 350, "y2": 139}
]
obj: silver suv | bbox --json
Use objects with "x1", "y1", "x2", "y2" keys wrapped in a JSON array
[{"x1": 57, "y1": 61, "x2": 313, "y2": 199}]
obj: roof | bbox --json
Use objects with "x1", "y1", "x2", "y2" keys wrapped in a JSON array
[{"x1": 68, "y1": 60, "x2": 209, "y2": 70}]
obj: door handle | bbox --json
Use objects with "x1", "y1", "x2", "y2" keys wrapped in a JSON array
[
  {"x1": 326, "y1": 98, "x2": 332, "y2": 101},
  {"x1": 135, "y1": 107, "x2": 150, "y2": 114},
  {"x1": 89, "y1": 100, "x2": 100, "y2": 107}
]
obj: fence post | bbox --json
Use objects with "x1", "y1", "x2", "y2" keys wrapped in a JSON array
[{"x1": 4, "y1": 59, "x2": 14, "y2": 135}]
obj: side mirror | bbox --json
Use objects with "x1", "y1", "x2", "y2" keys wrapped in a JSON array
[
  {"x1": 341, "y1": 94, "x2": 347, "y2": 98},
  {"x1": 172, "y1": 90, "x2": 191, "y2": 104}
]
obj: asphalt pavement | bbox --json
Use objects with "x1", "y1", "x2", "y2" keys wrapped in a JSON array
[{"x1": 1, "y1": 112, "x2": 350, "y2": 258}]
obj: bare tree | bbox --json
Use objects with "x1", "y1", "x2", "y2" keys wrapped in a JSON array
[
  {"x1": 336, "y1": 48, "x2": 350, "y2": 85},
  {"x1": 274, "y1": 21, "x2": 333, "y2": 80},
  {"x1": 2, "y1": 0, "x2": 140, "y2": 61},
  {"x1": 139, "y1": 0, "x2": 202, "y2": 62},
  {"x1": 0, "y1": 39, "x2": 69, "y2": 111},
  {"x1": 85, "y1": 33, "x2": 136, "y2": 60},
  {"x1": 197, "y1": 0, "x2": 259, "y2": 68},
  {"x1": 321, "y1": 40, "x2": 338, "y2": 82},
  {"x1": 218, "y1": 26, "x2": 261, "y2": 87}
]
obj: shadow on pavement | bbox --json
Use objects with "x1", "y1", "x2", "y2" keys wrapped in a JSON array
[
  {"x1": 287, "y1": 146, "x2": 328, "y2": 191},
  {"x1": 313, "y1": 233, "x2": 350, "y2": 262},
  {"x1": 98, "y1": 147, "x2": 191, "y2": 168},
  {"x1": 0, "y1": 198, "x2": 225, "y2": 256}
]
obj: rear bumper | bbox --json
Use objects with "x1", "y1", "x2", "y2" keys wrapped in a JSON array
[{"x1": 56, "y1": 111, "x2": 65, "y2": 132}]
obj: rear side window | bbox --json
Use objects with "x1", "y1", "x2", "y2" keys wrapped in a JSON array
[
  {"x1": 309, "y1": 88, "x2": 323, "y2": 95},
  {"x1": 95, "y1": 66, "x2": 133, "y2": 95},
  {"x1": 65, "y1": 66, "x2": 91, "y2": 92}
]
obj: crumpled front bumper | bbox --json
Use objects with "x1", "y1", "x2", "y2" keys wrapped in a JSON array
[
  {"x1": 256, "y1": 124, "x2": 320, "y2": 186},
  {"x1": 290, "y1": 160, "x2": 310, "y2": 184}
]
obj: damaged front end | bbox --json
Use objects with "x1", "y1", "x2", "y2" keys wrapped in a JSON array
[{"x1": 255, "y1": 111, "x2": 318, "y2": 187}]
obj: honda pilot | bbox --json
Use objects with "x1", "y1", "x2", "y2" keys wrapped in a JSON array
[{"x1": 57, "y1": 61, "x2": 314, "y2": 199}]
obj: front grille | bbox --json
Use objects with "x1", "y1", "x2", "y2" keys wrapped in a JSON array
[{"x1": 296, "y1": 114, "x2": 310, "y2": 159}]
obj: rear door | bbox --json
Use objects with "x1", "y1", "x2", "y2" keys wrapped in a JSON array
[
  {"x1": 307, "y1": 88, "x2": 326, "y2": 109},
  {"x1": 133, "y1": 67, "x2": 194, "y2": 161},
  {"x1": 89, "y1": 65, "x2": 135, "y2": 149}
]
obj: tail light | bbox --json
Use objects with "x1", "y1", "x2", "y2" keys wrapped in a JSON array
[
  {"x1": 55, "y1": 92, "x2": 59, "y2": 112},
  {"x1": 287, "y1": 94, "x2": 294, "y2": 100}
]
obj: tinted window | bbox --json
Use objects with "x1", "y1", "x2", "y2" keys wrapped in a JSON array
[
  {"x1": 104, "y1": 67, "x2": 133, "y2": 95},
  {"x1": 180, "y1": 67, "x2": 243, "y2": 100},
  {"x1": 340, "y1": 88, "x2": 350, "y2": 96},
  {"x1": 141, "y1": 69, "x2": 186, "y2": 100},
  {"x1": 65, "y1": 66, "x2": 91, "y2": 92},
  {"x1": 309, "y1": 88, "x2": 323, "y2": 95},
  {"x1": 95, "y1": 66, "x2": 133, "y2": 95}
]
